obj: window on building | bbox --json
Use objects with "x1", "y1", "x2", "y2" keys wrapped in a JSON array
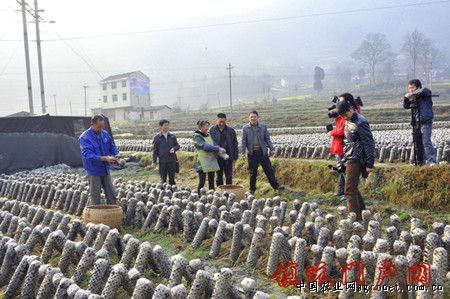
[
  {"x1": 112, "y1": 94, "x2": 118, "y2": 102},
  {"x1": 111, "y1": 82, "x2": 117, "y2": 89},
  {"x1": 102, "y1": 83, "x2": 107, "y2": 90},
  {"x1": 103, "y1": 95, "x2": 107, "y2": 103},
  {"x1": 121, "y1": 80, "x2": 126, "y2": 88},
  {"x1": 122, "y1": 93, "x2": 127, "y2": 101}
]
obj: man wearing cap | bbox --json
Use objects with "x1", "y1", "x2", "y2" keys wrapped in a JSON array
[
  {"x1": 337, "y1": 100, "x2": 375, "y2": 220},
  {"x1": 79, "y1": 115, "x2": 119, "y2": 205}
]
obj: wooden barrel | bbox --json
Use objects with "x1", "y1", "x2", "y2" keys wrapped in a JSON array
[
  {"x1": 217, "y1": 184, "x2": 246, "y2": 200},
  {"x1": 82, "y1": 205, "x2": 123, "y2": 228}
]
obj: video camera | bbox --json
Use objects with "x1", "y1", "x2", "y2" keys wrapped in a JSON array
[
  {"x1": 327, "y1": 96, "x2": 340, "y2": 118},
  {"x1": 327, "y1": 157, "x2": 346, "y2": 173},
  {"x1": 327, "y1": 95, "x2": 364, "y2": 119}
]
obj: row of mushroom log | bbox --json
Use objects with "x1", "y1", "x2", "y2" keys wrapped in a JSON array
[{"x1": 0, "y1": 165, "x2": 449, "y2": 298}]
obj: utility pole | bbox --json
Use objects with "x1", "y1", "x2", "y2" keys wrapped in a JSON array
[
  {"x1": 34, "y1": 0, "x2": 46, "y2": 114},
  {"x1": 69, "y1": 100, "x2": 72, "y2": 116},
  {"x1": 53, "y1": 94, "x2": 57, "y2": 115},
  {"x1": 20, "y1": 0, "x2": 34, "y2": 114},
  {"x1": 227, "y1": 63, "x2": 233, "y2": 112},
  {"x1": 83, "y1": 85, "x2": 88, "y2": 116}
]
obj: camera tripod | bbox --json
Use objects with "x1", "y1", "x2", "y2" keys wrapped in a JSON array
[{"x1": 411, "y1": 106, "x2": 424, "y2": 166}]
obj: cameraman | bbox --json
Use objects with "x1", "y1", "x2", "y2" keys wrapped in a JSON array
[
  {"x1": 328, "y1": 93, "x2": 361, "y2": 197},
  {"x1": 403, "y1": 79, "x2": 436, "y2": 165},
  {"x1": 337, "y1": 100, "x2": 375, "y2": 221}
]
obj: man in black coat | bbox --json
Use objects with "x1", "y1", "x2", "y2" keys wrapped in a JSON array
[
  {"x1": 209, "y1": 113, "x2": 239, "y2": 186},
  {"x1": 152, "y1": 119, "x2": 180, "y2": 185},
  {"x1": 337, "y1": 100, "x2": 375, "y2": 221}
]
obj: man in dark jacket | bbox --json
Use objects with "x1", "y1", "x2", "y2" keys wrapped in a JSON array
[
  {"x1": 209, "y1": 113, "x2": 239, "y2": 186},
  {"x1": 152, "y1": 120, "x2": 180, "y2": 185},
  {"x1": 337, "y1": 101, "x2": 375, "y2": 221},
  {"x1": 242, "y1": 110, "x2": 281, "y2": 194},
  {"x1": 403, "y1": 79, "x2": 436, "y2": 165},
  {"x1": 79, "y1": 115, "x2": 119, "y2": 205}
]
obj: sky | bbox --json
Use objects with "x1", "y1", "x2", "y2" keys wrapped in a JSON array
[
  {"x1": 0, "y1": 0, "x2": 449, "y2": 116},
  {"x1": 0, "y1": 0, "x2": 279, "y2": 115}
]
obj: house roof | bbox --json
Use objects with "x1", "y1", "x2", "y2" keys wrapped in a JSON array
[
  {"x1": 101, "y1": 71, "x2": 148, "y2": 82},
  {"x1": 5, "y1": 111, "x2": 35, "y2": 117},
  {"x1": 144, "y1": 105, "x2": 171, "y2": 111}
]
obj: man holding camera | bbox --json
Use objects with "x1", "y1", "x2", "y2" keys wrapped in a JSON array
[
  {"x1": 209, "y1": 113, "x2": 239, "y2": 186},
  {"x1": 152, "y1": 119, "x2": 180, "y2": 185},
  {"x1": 79, "y1": 115, "x2": 119, "y2": 205},
  {"x1": 403, "y1": 79, "x2": 436, "y2": 165},
  {"x1": 328, "y1": 94, "x2": 362, "y2": 198},
  {"x1": 337, "y1": 101, "x2": 375, "y2": 221}
]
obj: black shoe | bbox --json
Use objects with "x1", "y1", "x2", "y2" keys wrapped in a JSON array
[
  {"x1": 339, "y1": 196, "x2": 347, "y2": 203},
  {"x1": 275, "y1": 185, "x2": 285, "y2": 194}
]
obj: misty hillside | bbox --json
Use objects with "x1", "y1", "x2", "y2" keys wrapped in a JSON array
[
  {"x1": 147, "y1": 0, "x2": 450, "y2": 107},
  {"x1": 1, "y1": 0, "x2": 449, "y2": 114}
]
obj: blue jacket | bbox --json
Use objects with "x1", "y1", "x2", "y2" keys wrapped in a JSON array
[
  {"x1": 343, "y1": 113, "x2": 376, "y2": 168},
  {"x1": 242, "y1": 122, "x2": 274, "y2": 156},
  {"x1": 79, "y1": 127, "x2": 119, "y2": 176},
  {"x1": 403, "y1": 88, "x2": 434, "y2": 124},
  {"x1": 209, "y1": 125, "x2": 239, "y2": 161}
]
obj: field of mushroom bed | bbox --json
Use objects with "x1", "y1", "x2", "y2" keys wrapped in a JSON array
[
  {"x1": 0, "y1": 151, "x2": 449, "y2": 299},
  {"x1": 115, "y1": 124, "x2": 450, "y2": 165}
]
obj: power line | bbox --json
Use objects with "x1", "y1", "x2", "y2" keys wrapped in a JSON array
[
  {"x1": 51, "y1": 31, "x2": 104, "y2": 79},
  {"x1": 0, "y1": 41, "x2": 20, "y2": 77},
  {"x1": 33, "y1": 0, "x2": 450, "y2": 42}
]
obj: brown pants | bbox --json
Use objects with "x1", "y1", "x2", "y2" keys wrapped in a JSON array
[{"x1": 344, "y1": 160, "x2": 366, "y2": 220}]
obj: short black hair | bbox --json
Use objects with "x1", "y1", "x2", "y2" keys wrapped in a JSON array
[
  {"x1": 91, "y1": 115, "x2": 104, "y2": 124},
  {"x1": 408, "y1": 79, "x2": 422, "y2": 89},
  {"x1": 339, "y1": 93, "x2": 358, "y2": 110},
  {"x1": 217, "y1": 113, "x2": 227, "y2": 119},
  {"x1": 337, "y1": 100, "x2": 351, "y2": 115},
  {"x1": 159, "y1": 119, "x2": 170, "y2": 126},
  {"x1": 196, "y1": 120, "x2": 210, "y2": 127},
  {"x1": 248, "y1": 110, "x2": 259, "y2": 116}
]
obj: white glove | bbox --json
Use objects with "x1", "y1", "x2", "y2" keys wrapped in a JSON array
[{"x1": 218, "y1": 153, "x2": 229, "y2": 160}]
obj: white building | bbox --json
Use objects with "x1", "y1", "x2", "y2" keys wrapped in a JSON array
[{"x1": 93, "y1": 71, "x2": 158, "y2": 121}]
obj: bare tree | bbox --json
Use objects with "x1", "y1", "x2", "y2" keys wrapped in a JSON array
[
  {"x1": 420, "y1": 42, "x2": 442, "y2": 89},
  {"x1": 402, "y1": 29, "x2": 428, "y2": 78},
  {"x1": 352, "y1": 33, "x2": 392, "y2": 85}
]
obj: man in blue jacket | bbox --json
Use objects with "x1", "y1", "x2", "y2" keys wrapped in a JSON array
[
  {"x1": 79, "y1": 115, "x2": 119, "y2": 205},
  {"x1": 209, "y1": 113, "x2": 239, "y2": 186},
  {"x1": 242, "y1": 110, "x2": 281, "y2": 194},
  {"x1": 403, "y1": 79, "x2": 436, "y2": 165}
]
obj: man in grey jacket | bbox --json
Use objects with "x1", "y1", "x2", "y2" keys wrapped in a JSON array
[{"x1": 242, "y1": 110, "x2": 280, "y2": 194}]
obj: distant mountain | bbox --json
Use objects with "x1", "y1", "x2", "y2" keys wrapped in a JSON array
[{"x1": 149, "y1": 0, "x2": 450, "y2": 106}]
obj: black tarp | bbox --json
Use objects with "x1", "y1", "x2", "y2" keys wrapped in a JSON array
[{"x1": 0, "y1": 114, "x2": 113, "y2": 174}]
